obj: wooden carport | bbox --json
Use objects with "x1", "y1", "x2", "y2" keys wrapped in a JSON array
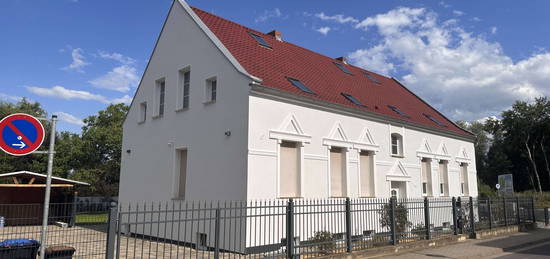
[{"x1": 0, "y1": 171, "x2": 90, "y2": 226}]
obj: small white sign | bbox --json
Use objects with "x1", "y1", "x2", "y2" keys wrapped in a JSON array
[{"x1": 495, "y1": 183, "x2": 501, "y2": 190}]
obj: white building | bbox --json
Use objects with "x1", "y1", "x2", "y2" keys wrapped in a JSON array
[{"x1": 118, "y1": 0, "x2": 478, "y2": 204}]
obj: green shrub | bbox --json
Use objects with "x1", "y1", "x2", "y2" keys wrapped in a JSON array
[
  {"x1": 379, "y1": 201, "x2": 412, "y2": 239},
  {"x1": 308, "y1": 231, "x2": 336, "y2": 254}
]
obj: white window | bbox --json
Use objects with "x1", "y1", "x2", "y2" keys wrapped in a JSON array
[
  {"x1": 391, "y1": 133, "x2": 403, "y2": 156},
  {"x1": 178, "y1": 68, "x2": 190, "y2": 110},
  {"x1": 359, "y1": 151, "x2": 375, "y2": 197},
  {"x1": 205, "y1": 77, "x2": 217, "y2": 103},
  {"x1": 460, "y1": 163, "x2": 469, "y2": 196},
  {"x1": 155, "y1": 79, "x2": 166, "y2": 117},
  {"x1": 279, "y1": 141, "x2": 300, "y2": 198},
  {"x1": 330, "y1": 147, "x2": 346, "y2": 197},
  {"x1": 138, "y1": 102, "x2": 147, "y2": 123},
  {"x1": 175, "y1": 149, "x2": 188, "y2": 199},
  {"x1": 439, "y1": 160, "x2": 449, "y2": 196},
  {"x1": 421, "y1": 158, "x2": 432, "y2": 196}
]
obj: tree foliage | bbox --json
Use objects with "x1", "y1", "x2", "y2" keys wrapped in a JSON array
[
  {"x1": 0, "y1": 100, "x2": 128, "y2": 196},
  {"x1": 463, "y1": 97, "x2": 550, "y2": 193}
]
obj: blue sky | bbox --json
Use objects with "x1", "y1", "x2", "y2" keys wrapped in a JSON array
[{"x1": 1, "y1": 0, "x2": 549, "y2": 132}]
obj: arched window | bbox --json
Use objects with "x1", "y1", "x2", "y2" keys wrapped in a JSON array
[{"x1": 391, "y1": 133, "x2": 403, "y2": 156}]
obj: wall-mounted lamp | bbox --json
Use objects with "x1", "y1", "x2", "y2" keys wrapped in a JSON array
[
  {"x1": 126, "y1": 149, "x2": 131, "y2": 154},
  {"x1": 224, "y1": 130, "x2": 231, "y2": 137}
]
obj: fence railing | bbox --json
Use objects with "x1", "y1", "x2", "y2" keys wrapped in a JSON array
[
  {"x1": 0, "y1": 202, "x2": 111, "y2": 258},
  {"x1": 0, "y1": 197, "x2": 542, "y2": 259},
  {"x1": 112, "y1": 197, "x2": 537, "y2": 259}
]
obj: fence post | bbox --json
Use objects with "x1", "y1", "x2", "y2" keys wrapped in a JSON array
[
  {"x1": 503, "y1": 198, "x2": 508, "y2": 227},
  {"x1": 545, "y1": 208, "x2": 549, "y2": 226},
  {"x1": 105, "y1": 202, "x2": 118, "y2": 259},
  {"x1": 214, "y1": 208, "x2": 221, "y2": 259},
  {"x1": 531, "y1": 197, "x2": 536, "y2": 223},
  {"x1": 487, "y1": 197, "x2": 493, "y2": 229},
  {"x1": 286, "y1": 199, "x2": 295, "y2": 259},
  {"x1": 516, "y1": 197, "x2": 521, "y2": 225},
  {"x1": 424, "y1": 197, "x2": 431, "y2": 240},
  {"x1": 469, "y1": 197, "x2": 476, "y2": 237},
  {"x1": 452, "y1": 197, "x2": 458, "y2": 235},
  {"x1": 390, "y1": 197, "x2": 397, "y2": 245},
  {"x1": 345, "y1": 198, "x2": 352, "y2": 253},
  {"x1": 70, "y1": 191, "x2": 78, "y2": 227}
]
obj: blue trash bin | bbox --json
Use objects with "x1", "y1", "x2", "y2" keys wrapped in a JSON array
[{"x1": 0, "y1": 239, "x2": 40, "y2": 259}]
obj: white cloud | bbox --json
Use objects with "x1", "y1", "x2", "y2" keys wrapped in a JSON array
[
  {"x1": 97, "y1": 51, "x2": 136, "y2": 65},
  {"x1": 0, "y1": 93, "x2": 22, "y2": 102},
  {"x1": 452, "y1": 10, "x2": 464, "y2": 16},
  {"x1": 349, "y1": 7, "x2": 550, "y2": 121},
  {"x1": 472, "y1": 17, "x2": 482, "y2": 22},
  {"x1": 89, "y1": 65, "x2": 139, "y2": 92},
  {"x1": 111, "y1": 95, "x2": 132, "y2": 104},
  {"x1": 54, "y1": 112, "x2": 85, "y2": 126},
  {"x1": 439, "y1": 1, "x2": 451, "y2": 8},
  {"x1": 255, "y1": 8, "x2": 282, "y2": 23},
  {"x1": 25, "y1": 85, "x2": 130, "y2": 104},
  {"x1": 89, "y1": 51, "x2": 139, "y2": 92},
  {"x1": 316, "y1": 26, "x2": 331, "y2": 35},
  {"x1": 491, "y1": 26, "x2": 498, "y2": 34},
  {"x1": 314, "y1": 12, "x2": 358, "y2": 24},
  {"x1": 62, "y1": 48, "x2": 90, "y2": 73}
]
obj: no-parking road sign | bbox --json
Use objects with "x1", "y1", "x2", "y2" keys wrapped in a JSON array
[{"x1": 0, "y1": 113, "x2": 45, "y2": 156}]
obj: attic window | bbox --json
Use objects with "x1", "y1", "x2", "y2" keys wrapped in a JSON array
[
  {"x1": 424, "y1": 113, "x2": 447, "y2": 127},
  {"x1": 248, "y1": 32, "x2": 271, "y2": 48},
  {"x1": 334, "y1": 62, "x2": 353, "y2": 75},
  {"x1": 388, "y1": 105, "x2": 410, "y2": 118},
  {"x1": 364, "y1": 73, "x2": 381, "y2": 84},
  {"x1": 287, "y1": 77, "x2": 315, "y2": 94},
  {"x1": 341, "y1": 93, "x2": 366, "y2": 107}
]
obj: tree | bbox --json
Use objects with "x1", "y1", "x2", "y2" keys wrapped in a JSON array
[{"x1": 70, "y1": 103, "x2": 128, "y2": 196}]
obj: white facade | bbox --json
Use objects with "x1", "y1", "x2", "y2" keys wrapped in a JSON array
[{"x1": 118, "y1": 0, "x2": 478, "y2": 205}]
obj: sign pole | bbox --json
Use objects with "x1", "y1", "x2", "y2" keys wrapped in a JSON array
[{"x1": 39, "y1": 115, "x2": 57, "y2": 259}]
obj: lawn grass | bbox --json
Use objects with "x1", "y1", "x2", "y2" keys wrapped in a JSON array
[{"x1": 75, "y1": 212, "x2": 108, "y2": 224}]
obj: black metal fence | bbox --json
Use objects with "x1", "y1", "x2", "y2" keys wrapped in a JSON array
[
  {"x1": 112, "y1": 196, "x2": 538, "y2": 259},
  {"x1": 0, "y1": 197, "x2": 542, "y2": 259},
  {"x1": 0, "y1": 202, "x2": 111, "y2": 258}
]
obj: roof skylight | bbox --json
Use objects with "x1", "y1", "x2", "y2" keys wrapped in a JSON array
[
  {"x1": 364, "y1": 73, "x2": 381, "y2": 84},
  {"x1": 388, "y1": 105, "x2": 410, "y2": 118},
  {"x1": 341, "y1": 93, "x2": 366, "y2": 107},
  {"x1": 424, "y1": 113, "x2": 447, "y2": 127},
  {"x1": 287, "y1": 78, "x2": 315, "y2": 94},
  {"x1": 334, "y1": 62, "x2": 353, "y2": 75},
  {"x1": 248, "y1": 32, "x2": 271, "y2": 48}
]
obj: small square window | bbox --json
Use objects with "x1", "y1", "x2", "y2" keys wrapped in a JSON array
[
  {"x1": 287, "y1": 77, "x2": 315, "y2": 94},
  {"x1": 341, "y1": 93, "x2": 366, "y2": 107},
  {"x1": 248, "y1": 32, "x2": 271, "y2": 48},
  {"x1": 424, "y1": 113, "x2": 447, "y2": 127},
  {"x1": 205, "y1": 77, "x2": 217, "y2": 103},
  {"x1": 388, "y1": 105, "x2": 410, "y2": 118},
  {"x1": 334, "y1": 62, "x2": 353, "y2": 75},
  {"x1": 364, "y1": 73, "x2": 381, "y2": 84}
]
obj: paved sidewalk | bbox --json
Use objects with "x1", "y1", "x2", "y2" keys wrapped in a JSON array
[{"x1": 374, "y1": 228, "x2": 550, "y2": 259}]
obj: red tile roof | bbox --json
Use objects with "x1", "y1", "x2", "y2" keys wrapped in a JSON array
[{"x1": 191, "y1": 7, "x2": 472, "y2": 137}]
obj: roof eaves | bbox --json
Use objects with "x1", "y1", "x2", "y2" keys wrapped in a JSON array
[{"x1": 250, "y1": 84, "x2": 476, "y2": 142}]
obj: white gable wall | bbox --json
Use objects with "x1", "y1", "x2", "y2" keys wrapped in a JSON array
[
  {"x1": 119, "y1": 1, "x2": 251, "y2": 203},
  {"x1": 247, "y1": 94, "x2": 478, "y2": 199}
]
